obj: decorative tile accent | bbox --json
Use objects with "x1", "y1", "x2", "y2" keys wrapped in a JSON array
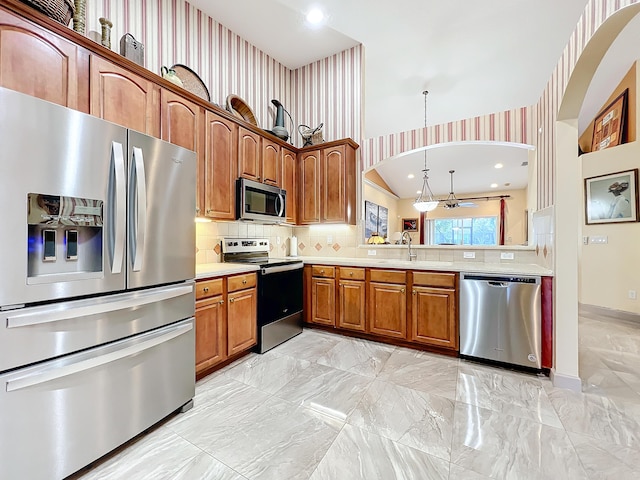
[
  {"x1": 269, "y1": 244, "x2": 274, "y2": 252},
  {"x1": 543, "y1": 245, "x2": 548, "y2": 258},
  {"x1": 332, "y1": 243, "x2": 341, "y2": 251},
  {"x1": 315, "y1": 243, "x2": 323, "y2": 251},
  {"x1": 281, "y1": 244, "x2": 286, "y2": 251},
  {"x1": 299, "y1": 242, "x2": 306, "y2": 251},
  {"x1": 213, "y1": 244, "x2": 221, "y2": 255},
  {"x1": 536, "y1": 245, "x2": 540, "y2": 255}
]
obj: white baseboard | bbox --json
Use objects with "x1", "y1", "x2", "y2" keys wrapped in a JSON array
[
  {"x1": 550, "y1": 369, "x2": 582, "y2": 392},
  {"x1": 579, "y1": 303, "x2": 640, "y2": 324}
]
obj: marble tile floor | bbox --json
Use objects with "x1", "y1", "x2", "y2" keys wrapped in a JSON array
[{"x1": 72, "y1": 315, "x2": 640, "y2": 480}]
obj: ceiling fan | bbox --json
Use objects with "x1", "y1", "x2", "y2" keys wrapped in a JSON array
[{"x1": 441, "y1": 170, "x2": 478, "y2": 209}]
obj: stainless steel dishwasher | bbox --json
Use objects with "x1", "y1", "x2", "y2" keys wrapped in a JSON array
[{"x1": 459, "y1": 273, "x2": 542, "y2": 370}]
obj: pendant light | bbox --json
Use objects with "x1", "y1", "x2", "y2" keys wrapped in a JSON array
[{"x1": 413, "y1": 90, "x2": 439, "y2": 212}]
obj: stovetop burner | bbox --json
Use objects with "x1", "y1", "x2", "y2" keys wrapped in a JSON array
[{"x1": 221, "y1": 238, "x2": 301, "y2": 268}]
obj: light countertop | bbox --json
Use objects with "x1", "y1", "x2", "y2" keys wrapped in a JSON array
[
  {"x1": 196, "y1": 258, "x2": 552, "y2": 278},
  {"x1": 196, "y1": 263, "x2": 259, "y2": 279},
  {"x1": 289, "y1": 256, "x2": 553, "y2": 276}
]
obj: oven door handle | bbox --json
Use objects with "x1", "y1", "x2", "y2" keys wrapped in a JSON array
[{"x1": 261, "y1": 263, "x2": 303, "y2": 275}]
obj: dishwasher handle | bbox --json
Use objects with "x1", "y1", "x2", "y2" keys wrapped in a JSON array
[
  {"x1": 461, "y1": 273, "x2": 540, "y2": 284},
  {"x1": 487, "y1": 281, "x2": 509, "y2": 288}
]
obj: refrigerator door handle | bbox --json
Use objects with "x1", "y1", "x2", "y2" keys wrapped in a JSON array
[
  {"x1": 5, "y1": 284, "x2": 193, "y2": 329},
  {"x1": 5, "y1": 321, "x2": 193, "y2": 392},
  {"x1": 111, "y1": 141, "x2": 126, "y2": 274},
  {"x1": 130, "y1": 146, "x2": 147, "y2": 272}
]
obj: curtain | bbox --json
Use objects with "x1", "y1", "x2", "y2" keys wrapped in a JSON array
[{"x1": 499, "y1": 198, "x2": 506, "y2": 245}]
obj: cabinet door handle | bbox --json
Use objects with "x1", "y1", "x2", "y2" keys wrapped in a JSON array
[
  {"x1": 219, "y1": 300, "x2": 224, "y2": 305},
  {"x1": 242, "y1": 279, "x2": 247, "y2": 284},
  {"x1": 196, "y1": 207, "x2": 201, "y2": 214},
  {"x1": 349, "y1": 271, "x2": 353, "y2": 276},
  {"x1": 229, "y1": 298, "x2": 235, "y2": 303},
  {"x1": 401, "y1": 288, "x2": 405, "y2": 294},
  {"x1": 320, "y1": 269, "x2": 325, "y2": 274},
  {"x1": 203, "y1": 287, "x2": 209, "y2": 293},
  {"x1": 412, "y1": 290, "x2": 416, "y2": 295}
]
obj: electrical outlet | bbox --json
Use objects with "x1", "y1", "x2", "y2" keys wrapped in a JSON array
[
  {"x1": 327, "y1": 236, "x2": 333, "y2": 244},
  {"x1": 368, "y1": 250, "x2": 377, "y2": 256},
  {"x1": 501, "y1": 252, "x2": 515, "y2": 260},
  {"x1": 629, "y1": 290, "x2": 637, "y2": 300},
  {"x1": 463, "y1": 252, "x2": 475, "y2": 259},
  {"x1": 590, "y1": 235, "x2": 608, "y2": 244},
  {"x1": 276, "y1": 236, "x2": 281, "y2": 244}
]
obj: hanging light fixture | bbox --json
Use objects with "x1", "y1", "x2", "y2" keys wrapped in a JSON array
[{"x1": 413, "y1": 90, "x2": 439, "y2": 212}]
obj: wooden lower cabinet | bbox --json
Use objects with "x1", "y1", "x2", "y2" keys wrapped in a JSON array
[
  {"x1": 337, "y1": 279, "x2": 366, "y2": 331},
  {"x1": 311, "y1": 277, "x2": 335, "y2": 326},
  {"x1": 410, "y1": 286, "x2": 457, "y2": 349},
  {"x1": 367, "y1": 281, "x2": 407, "y2": 339},
  {"x1": 195, "y1": 295, "x2": 226, "y2": 373},
  {"x1": 195, "y1": 274, "x2": 257, "y2": 376},
  {"x1": 227, "y1": 287, "x2": 257, "y2": 355}
]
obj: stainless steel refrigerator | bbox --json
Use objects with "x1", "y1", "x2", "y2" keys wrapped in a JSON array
[{"x1": 0, "y1": 87, "x2": 197, "y2": 480}]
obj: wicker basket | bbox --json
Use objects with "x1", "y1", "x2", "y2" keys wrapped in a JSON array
[{"x1": 20, "y1": 0, "x2": 75, "y2": 25}]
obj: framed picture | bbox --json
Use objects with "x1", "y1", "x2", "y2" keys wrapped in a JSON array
[
  {"x1": 591, "y1": 89, "x2": 628, "y2": 152},
  {"x1": 378, "y1": 206, "x2": 389, "y2": 237},
  {"x1": 364, "y1": 201, "x2": 379, "y2": 239},
  {"x1": 584, "y1": 169, "x2": 639, "y2": 224},
  {"x1": 402, "y1": 218, "x2": 418, "y2": 232}
]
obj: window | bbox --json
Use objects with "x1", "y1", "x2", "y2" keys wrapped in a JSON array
[{"x1": 430, "y1": 216, "x2": 498, "y2": 246}]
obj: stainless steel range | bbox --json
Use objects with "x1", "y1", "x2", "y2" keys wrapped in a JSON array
[{"x1": 222, "y1": 238, "x2": 303, "y2": 353}]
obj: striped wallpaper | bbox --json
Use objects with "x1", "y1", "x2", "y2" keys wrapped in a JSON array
[
  {"x1": 360, "y1": 106, "x2": 536, "y2": 171},
  {"x1": 84, "y1": 0, "x2": 362, "y2": 147}
]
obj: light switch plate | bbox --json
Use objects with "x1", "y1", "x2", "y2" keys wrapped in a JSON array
[
  {"x1": 463, "y1": 252, "x2": 475, "y2": 259},
  {"x1": 590, "y1": 235, "x2": 608, "y2": 244},
  {"x1": 501, "y1": 252, "x2": 515, "y2": 260},
  {"x1": 368, "y1": 250, "x2": 377, "y2": 256}
]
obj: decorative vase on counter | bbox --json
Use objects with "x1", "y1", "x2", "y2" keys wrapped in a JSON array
[
  {"x1": 99, "y1": 17, "x2": 113, "y2": 49},
  {"x1": 73, "y1": 0, "x2": 86, "y2": 34}
]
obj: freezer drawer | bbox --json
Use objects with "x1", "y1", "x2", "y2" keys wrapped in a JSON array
[
  {"x1": 0, "y1": 282, "x2": 195, "y2": 373},
  {"x1": 0, "y1": 318, "x2": 195, "y2": 480},
  {"x1": 459, "y1": 273, "x2": 541, "y2": 369}
]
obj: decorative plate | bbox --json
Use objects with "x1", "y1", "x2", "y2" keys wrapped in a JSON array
[{"x1": 170, "y1": 64, "x2": 210, "y2": 102}]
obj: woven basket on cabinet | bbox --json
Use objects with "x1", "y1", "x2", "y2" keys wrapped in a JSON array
[{"x1": 19, "y1": 0, "x2": 75, "y2": 25}]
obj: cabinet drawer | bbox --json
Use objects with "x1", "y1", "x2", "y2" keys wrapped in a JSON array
[
  {"x1": 339, "y1": 267, "x2": 365, "y2": 281},
  {"x1": 369, "y1": 269, "x2": 406, "y2": 284},
  {"x1": 227, "y1": 273, "x2": 257, "y2": 293},
  {"x1": 413, "y1": 271, "x2": 456, "y2": 288},
  {"x1": 196, "y1": 278, "x2": 224, "y2": 300},
  {"x1": 312, "y1": 266, "x2": 335, "y2": 278}
]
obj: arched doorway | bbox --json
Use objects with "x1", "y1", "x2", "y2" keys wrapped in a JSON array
[{"x1": 554, "y1": 3, "x2": 640, "y2": 390}]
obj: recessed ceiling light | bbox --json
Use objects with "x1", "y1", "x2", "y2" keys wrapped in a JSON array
[
  {"x1": 407, "y1": 173, "x2": 415, "y2": 179},
  {"x1": 494, "y1": 163, "x2": 503, "y2": 169},
  {"x1": 490, "y1": 183, "x2": 498, "y2": 188},
  {"x1": 306, "y1": 8, "x2": 324, "y2": 24}
]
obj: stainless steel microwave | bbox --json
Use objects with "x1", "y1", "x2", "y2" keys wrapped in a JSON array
[{"x1": 236, "y1": 178, "x2": 286, "y2": 223}]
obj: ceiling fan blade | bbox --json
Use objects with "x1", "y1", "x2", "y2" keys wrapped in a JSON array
[{"x1": 459, "y1": 202, "x2": 478, "y2": 207}]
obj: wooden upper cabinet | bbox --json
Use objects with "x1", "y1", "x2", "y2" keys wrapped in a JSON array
[
  {"x1": 160, "y1": 89, "x2": 204, "y2": 215},
  {"x1": 297, "y1": 141, "x2": 357, "y2": 225},
  {"x1": 282, "y1": 147, "x2": 297, "y2": 224},
  {"x1": 0, "y1": 9, "x2": 81, "y2": 109},
  {"x1": 322, "y1": 145, "x2": 346, "y2": 222},
  {"x1": 204, "y1": 111, "x2": 237, "y2": 220},
  {"x1": 261, "y1": 138, "x2": 281, "y2": 187},
  {"x1": 90, "y1": 55, "x2": 159, "y2": 136},
  {"x1": 298, "y1": 149, "x2": 321, "y2": 224},
  {"x1": 237, "y1": 126, "x2": 261, "y2": 182}
]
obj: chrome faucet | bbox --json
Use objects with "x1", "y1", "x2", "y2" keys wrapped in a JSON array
[{"x1": 401, "y1": 231, "x2": 417, "y2": 261}]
